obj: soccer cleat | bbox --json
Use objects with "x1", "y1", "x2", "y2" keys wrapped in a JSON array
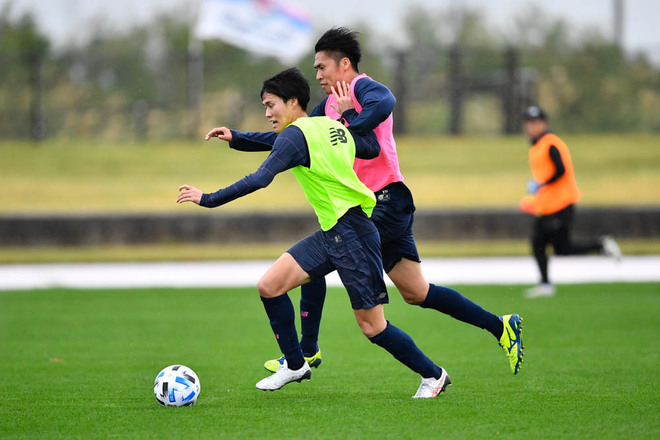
[
  {"x1": 256, "y1": 362, "x2": 311, "y2": 391},
  {"x1": 304, "y1": 350, "x2": 322, "y2": 368},
  {"x1": 264, "y1": 349, "x2": 322, "y2": 373},
  {"x1": 412, "y1": 368, "x2": 452, "y2": 398},
  {"x1": 525, "y1": 283, "x2": 555, "y2": 298},
  {"x1": 601, "y1": 235, "x2": 622, "y2": 261},
  {"x1": 499, "y1": 314, "x2": 524, "y2": 374}
]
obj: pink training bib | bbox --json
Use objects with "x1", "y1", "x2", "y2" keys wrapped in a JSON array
[{"x1": 324, "y1": 73, "x2": 405, "y2": 192}]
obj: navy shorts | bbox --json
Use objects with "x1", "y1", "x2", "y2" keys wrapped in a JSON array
[
  {"x1": 372, "y1": 182, "x2": 421, "y2": 273},
  {"x1": 287, "y1": 207, "x2": 389, "y2": 310}
]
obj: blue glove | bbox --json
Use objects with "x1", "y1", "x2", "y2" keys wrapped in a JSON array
[{"x1": 526, "y1": 179, "x2": 540, "y2": 195}]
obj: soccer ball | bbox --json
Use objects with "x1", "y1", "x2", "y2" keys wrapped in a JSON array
[{"x1": 153, "y1": 365, "x2": 201, "y2": 406}]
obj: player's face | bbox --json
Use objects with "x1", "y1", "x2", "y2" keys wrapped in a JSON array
[
  {"x1": 262, "y1": 92, "x2": 295, "y2": 133},
  {"x1": 314, "y1": 51, "x2": 343, "y2": 95},
  {"x1": 524, "y1": 119, "x2": 547, "y2": 139}
]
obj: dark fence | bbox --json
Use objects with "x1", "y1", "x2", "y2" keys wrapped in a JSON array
[
  {"x1": 0, "y1": 44, "x2": 538, "y2": 140},
  {"x1": 1, "y1": 207, "x2": 658, "y2": 247}
]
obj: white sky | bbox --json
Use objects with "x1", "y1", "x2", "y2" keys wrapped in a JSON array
[{"x1": 3, "y1": 0, "x2": 659, "y2": 61}]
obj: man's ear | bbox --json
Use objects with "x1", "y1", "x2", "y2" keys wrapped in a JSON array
[{"x1": 340, "y1": 57, "x2": 351, "y2": 71}]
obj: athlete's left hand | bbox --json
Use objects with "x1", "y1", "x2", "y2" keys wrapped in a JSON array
[
  {"x1": 330, "y1": 80, "x2": 354, "y2": 115},
  {"x1": 177, "y1": 184, "x2": 203, "y2": 205}
]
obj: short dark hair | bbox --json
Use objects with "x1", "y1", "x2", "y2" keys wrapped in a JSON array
[
  {"x1": 314, "y1": 27, "x2": 362, "y2": 72},
  {"x1": 260, "y1": 67, "x2": 310, "y2": 111}
]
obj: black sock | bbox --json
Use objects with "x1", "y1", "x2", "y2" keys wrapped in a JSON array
[
  {"x1": 299, "y1": 277, "x2": 326, "y2": 356},
  {"x1": 260, "y1": 294, "x2": 305, "y2": 370},
  {"x1": 421, "y1": 284, "x2": 504, "y2": 339},
  {"x1": 369, "y1": 322, "x2": 443, "y2": 379}
]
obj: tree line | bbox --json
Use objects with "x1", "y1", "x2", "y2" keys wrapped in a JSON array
[{"x1": 1, "y1": 4, "x2": 658, "y2": 141}]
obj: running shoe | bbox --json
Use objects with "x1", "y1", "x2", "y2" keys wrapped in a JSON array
[
  {"x1": 525, "y1": 283, "x2": 555, "y2": 298},
  {"x1": 601, "y1": 235, "x2": 622, "y2": 261}
]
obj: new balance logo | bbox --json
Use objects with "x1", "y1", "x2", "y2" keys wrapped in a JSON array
[
  {"x1": 329, "y1": 127, "x2": 347, "y2": 146},
  {"x1": 377, "y1": 189, "x2": 390, "y2": 202}
]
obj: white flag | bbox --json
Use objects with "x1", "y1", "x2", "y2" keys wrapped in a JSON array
[{"x1": 195, "y1": 0, "x2": 313, "y2": 64}]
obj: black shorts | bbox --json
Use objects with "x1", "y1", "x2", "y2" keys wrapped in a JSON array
[
  {"x1": 371, "y1": 182, "x2": 421, "y2": 273},
  {"x1": 533, "y1": 204, "x2": 574, "y2": 238},
  {"x1": 287, "y1": 207, "x2": 389, "y2": 310}
]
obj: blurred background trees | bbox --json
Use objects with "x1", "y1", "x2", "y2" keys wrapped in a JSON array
[{"x1": 1, "y1": 3, "x2": 658, "y2": 141}]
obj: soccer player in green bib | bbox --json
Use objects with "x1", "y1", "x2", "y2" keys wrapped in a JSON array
[{"x1": 176, "y1": 68, "x2": 450, "y2": 398}]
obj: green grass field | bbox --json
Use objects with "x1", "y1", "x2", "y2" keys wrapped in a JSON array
[
  {"x1": 2, "y1": 134, "x2": 658, "y2": 263},
  {"x1": 2, "y1": 283, "x2": 658, "y2": 439},
  {"x1": 2, "y1": 134, "x2": 659, "y2": 214}
]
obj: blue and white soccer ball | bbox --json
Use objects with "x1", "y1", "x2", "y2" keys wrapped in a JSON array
[{"x1": 154, "y1": 365, "x2": 201, "y2": 406}]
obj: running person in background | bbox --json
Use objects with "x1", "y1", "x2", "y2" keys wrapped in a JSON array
[
  {"x1": 180, "y1": 68, "x2": 451, "y2": 398},
  {"x1": 207, "y1": 28, "x2": 523, "y2": 375},
  {"x1": 519, "y1": 105, "x2": 621, "y2": 298}
]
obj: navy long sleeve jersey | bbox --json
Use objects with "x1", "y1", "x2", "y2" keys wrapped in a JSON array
[
  {"x1": 200, "y1": 122, "x2": 380, "y2": 208},
  {"x1": 228, "y1": 76, "x2": 394, "y2": 152},
  {"x1": 311, "y1": 76, "x2": 395, "y2": 135}
]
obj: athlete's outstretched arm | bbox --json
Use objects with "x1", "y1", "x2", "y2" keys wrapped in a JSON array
[
  {"x1": 205, "y1": 125, "x2": 277, "y2": 152},
  {"x1": 230, "y1": 130, "x2": 278, "y2": 152},
  {"x1": 177, "y1": 126, "x2": 309, "y2": 208}
]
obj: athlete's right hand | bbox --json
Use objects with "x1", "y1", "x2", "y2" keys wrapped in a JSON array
[
  {"x1": 205, "y1": 127, "x2": 233, "y2": 142},
  {"x1": 330, "y1": 80, "x2": 354, "y2": 115},
  {"x1": 176, "y1": 184, "x2": 203, "y2": 205}
]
